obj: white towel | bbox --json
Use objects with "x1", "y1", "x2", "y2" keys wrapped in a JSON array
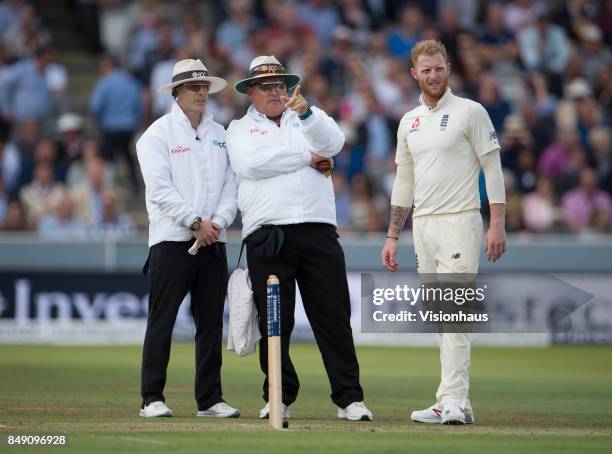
[{"x1": 227, "y1": 268, "x2": 261, "y2": 356}]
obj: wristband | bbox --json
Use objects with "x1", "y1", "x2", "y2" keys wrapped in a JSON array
[
  {"x1": 299, "y1": 107, "x2": 313, "y2": 120},
  {"x1": 386, "y1": 236, "x2": 399, "y2": 240}
]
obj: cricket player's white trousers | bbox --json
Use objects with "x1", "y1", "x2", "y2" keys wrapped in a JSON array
[{"x1": 412, "y1": 210, "x2": 482, "y2": 411}]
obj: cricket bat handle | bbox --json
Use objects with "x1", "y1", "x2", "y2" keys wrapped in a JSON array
[
  {"x1": 188, "y1": 239, "x2": 199, "y2": 255},
  {"x1": 267, "y1": 275, "x2": 283, "y2": 430}
]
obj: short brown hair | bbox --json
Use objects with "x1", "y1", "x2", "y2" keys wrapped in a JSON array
[{"x1": 411, "y1": 40, "x2": 448, "y2": 67}]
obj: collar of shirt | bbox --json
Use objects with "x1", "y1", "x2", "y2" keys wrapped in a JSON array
[
  {"x1": 247, "y1": 104, "x2": 294, "y2": 125},
  {"x1": 419, "y1": 87, "x2": 453, "y2": 112},
  {"x1": 171, "y1": 101, "x2": 212, "y2": 136}
]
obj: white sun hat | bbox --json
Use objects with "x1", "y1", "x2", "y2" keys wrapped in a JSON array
[
  {"x1": 57, "y1": 113, "x2": 84, "y2": 133},
  {"x1": 157, "y1": 58, "x2": 227, "y2": 95},
  {"x1": 234, "y1": 55, "x2": 301, "y2": 94}
]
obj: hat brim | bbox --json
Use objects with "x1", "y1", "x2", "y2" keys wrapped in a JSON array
[
  {"x1": 157, "y1": 76, "x2": 227, "y2": 95},
  {"x1": 234, "y1": 73, "x2": 301, "y2": 94}
]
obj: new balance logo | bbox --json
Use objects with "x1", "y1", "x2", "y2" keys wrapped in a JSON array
[
  {"x1": 451, "y1": 253, "x2": 461, "y2": 260},
  {"x1": 489, "y1": 131, "x2": 498, "y2": 142}
]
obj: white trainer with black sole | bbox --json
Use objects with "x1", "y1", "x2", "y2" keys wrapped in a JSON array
[
  {"x1": 197, "y1": 402, "x2": 240, "y2": 418},
  {"x1": 259, "y1": 402, "x2": 290, "y2": 419},
  {"x1": 440, "y1": 403, "x2": 466, "y2": 425},
  {"x1": 140, "y1": 401, "x2": 173, "y2": 417},
  {"x1": 337, "y1": 401, "x2": 373, "y2": 421},
  {"x1": 410, "y1": 403, "x2": 475, "y2": 424}
]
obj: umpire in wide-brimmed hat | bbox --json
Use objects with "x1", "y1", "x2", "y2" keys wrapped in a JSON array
[
  {"x1": 136, "y1": 58, "x2": 239, "y2": 419},
  {"x1": 225, "y1": 55, "x2": 373, "y2": 422}
]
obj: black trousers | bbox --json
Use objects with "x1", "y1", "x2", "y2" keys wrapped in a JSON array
[
  {"x1": 246, "y1": 223, "x2": 364, "y2": 408},
  {"x1": 141, "y1": 241, "x2": 228, "y2": 411},
  {"x1": 103, "y1": 130, "x2": 139, "y2": 189}
]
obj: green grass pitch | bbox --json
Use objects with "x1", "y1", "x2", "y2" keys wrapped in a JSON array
[{"x1": 1, "y1": 344, "x2": 611, "y2": 453}]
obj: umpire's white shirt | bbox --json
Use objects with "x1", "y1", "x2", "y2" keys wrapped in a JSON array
[
  {"x1": 396, "y1": 88, "x2": 500, "y2": 217},
  {"x1": 227, "y1": 105, "x2": 344, "y2": 238},
  {"x1": 137, "y1": 103, "x2": 237, "y2": 247}
]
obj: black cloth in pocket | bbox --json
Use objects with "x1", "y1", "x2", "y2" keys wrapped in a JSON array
[{"x1": 245, "y1": 225, "x2": 284, "y2": 260}]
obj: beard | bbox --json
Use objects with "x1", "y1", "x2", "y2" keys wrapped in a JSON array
[{"x1": 418, "y1": 77, "x2": 449, "y2": 101}]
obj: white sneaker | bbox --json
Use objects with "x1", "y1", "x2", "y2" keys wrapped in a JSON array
[
  {"x1": 259, "y1": 402, "x2": 290, "y2": 419},
  {"x1": 411, "y1": 403, "x2": 475, "y2": 424},
  {"x1": 197, "y1": 402, "x2": 240, "y2": 418},
  {"x1": 441, "y1": 403, "x2": 466, "y2": 425},
  {"x1": 337, "y1": 401, "x2": 373, "y2": 421},
  {"x1": 139, "y1": 401, "x2": 173, "y2": 417}
]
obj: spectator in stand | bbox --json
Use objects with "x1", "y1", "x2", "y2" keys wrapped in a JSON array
[
  {"x1": 56, "y1": 113, "x2": 85, "y2": 169},
  {"x1": 18, "y1": 138, "x2": 65, "y2": 189},
  {"x1": 350, "y1": 173, "x2": 383, "y2": 233},
  {"x1": 37, "y1": 193, "x2": 87, "y2": 239},
  {"x1": 10, "y1": 119, "x2": 39, "y2": 165},
  {"x1": 337, "y1": 0, "x2": 373, "y2": 48},
  {"x1": 556, "y1": 78, "x2": 602, "y2": 147},
  {"x1": 504, "y1": 0, "x2": 544, "y2": 33},
  {"x1": 2, "y1": 3, "x2": 51, "y2": 60},
  {"x1": 0, "y1": 137, "x2": 21, "y2": 194},
  {"x1": 137, "y1": 19, "x2": 180, "y2": 87},
  {"x1": 477, "y1": 73, "x2": 511, "y2": 133},
  {"x1": 181, "y1": 13, "x2": 210, "y2": 57},
  {"x1": 519, "y1": 98, "x2": 555, "y2": 151},
  {"x1": 438, "y1": 5, "x2": 465, "y2": 62},
  {"x1": 0, "y1": 175, "x2": 7, "y2": 222},
  {"x1": 150, "y1": 47, "x2": 191, "y2": 118},
  {"x1": 259, "y1": 0, "x2": 315, "y2": 61},
  {"x1": 517, "y1": 9, "x2": 571, "y2": 95},
  {"x1": 89, "y1": 189, "x2": 136, "y2": 238},
  {"x1": 597, "y1": 0, "x2": 612, "y2": 44},
  {"x1": 503, "y1": 169, "x2": 524, "y2": 232},
  {"x1": 577, "y1": 24, "x2": 612, "y2": 83},
  {"x1": 513, "y1": 148, "x2": 538, "y2": 194},
  {"x1": 0, "y1": 0, "x2": 26, "y2": 40},
  {"x1": 522, "y1": 175, "x2": 559, "y2": 232},
  {"x1": 127, "y1": 3, "x2": 162, "y2": 82},
  {"x1": 0, "y1": 46, "x2": 67, "y2": 128},
  {"x1": 500, "y1": 115, "x2": 534, "y2": 172},
  {"x1": 589, "y1": 127, "x2": 612, "y2": 194},
  {"x1": 332, "y1": 169, "x2": 352, "y2": 231},
  {"x1": 0, "y1": 196, "x2": 32, "y2": 231},
  {"x1": 387, "y1": 4, "x2": 425, "y2": 58},
  {"x1": 70, "y1": 156, "x2": 108, "y2": 225},
  {"x1": 90, "y1": 54, "x2": 143, "y2": 191},
  {"x1": 65, "y1": 139, "x2": 113, "y2": 188},
  {"x1": 478, "y1": 1, "x2": 521, "y2": 82},
  {"x1": 297, "y1": 0, "x2": 339, "y2": 46},
  {"x1": 19, "y1": 161, "x2": 64, "y2": 225},
  {"x1": 320, "y1": 26, "x2": 354, "y2": 92},
  {"x1": 216, "y1": 0, "x2": 257, "y2": 62},
  {"x1": 539, "y1": 128, "x2": 580, "y2": 177},
  {"x1": 562, "y1": 167, "x2": 612, "y2": 233}
]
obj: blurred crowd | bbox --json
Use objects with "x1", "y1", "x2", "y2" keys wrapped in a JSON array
[{"x1": 0, "y1": 0, "x2": 611, "y2": 238}]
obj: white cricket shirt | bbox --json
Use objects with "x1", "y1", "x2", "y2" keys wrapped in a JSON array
[{"x1": 395, "y1": 88, "x2": 500, "y2": 217}]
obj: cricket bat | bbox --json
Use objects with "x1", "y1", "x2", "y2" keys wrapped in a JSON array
[{"x1": 267, "y1": 275, "x2": 283, "y2": 429}]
